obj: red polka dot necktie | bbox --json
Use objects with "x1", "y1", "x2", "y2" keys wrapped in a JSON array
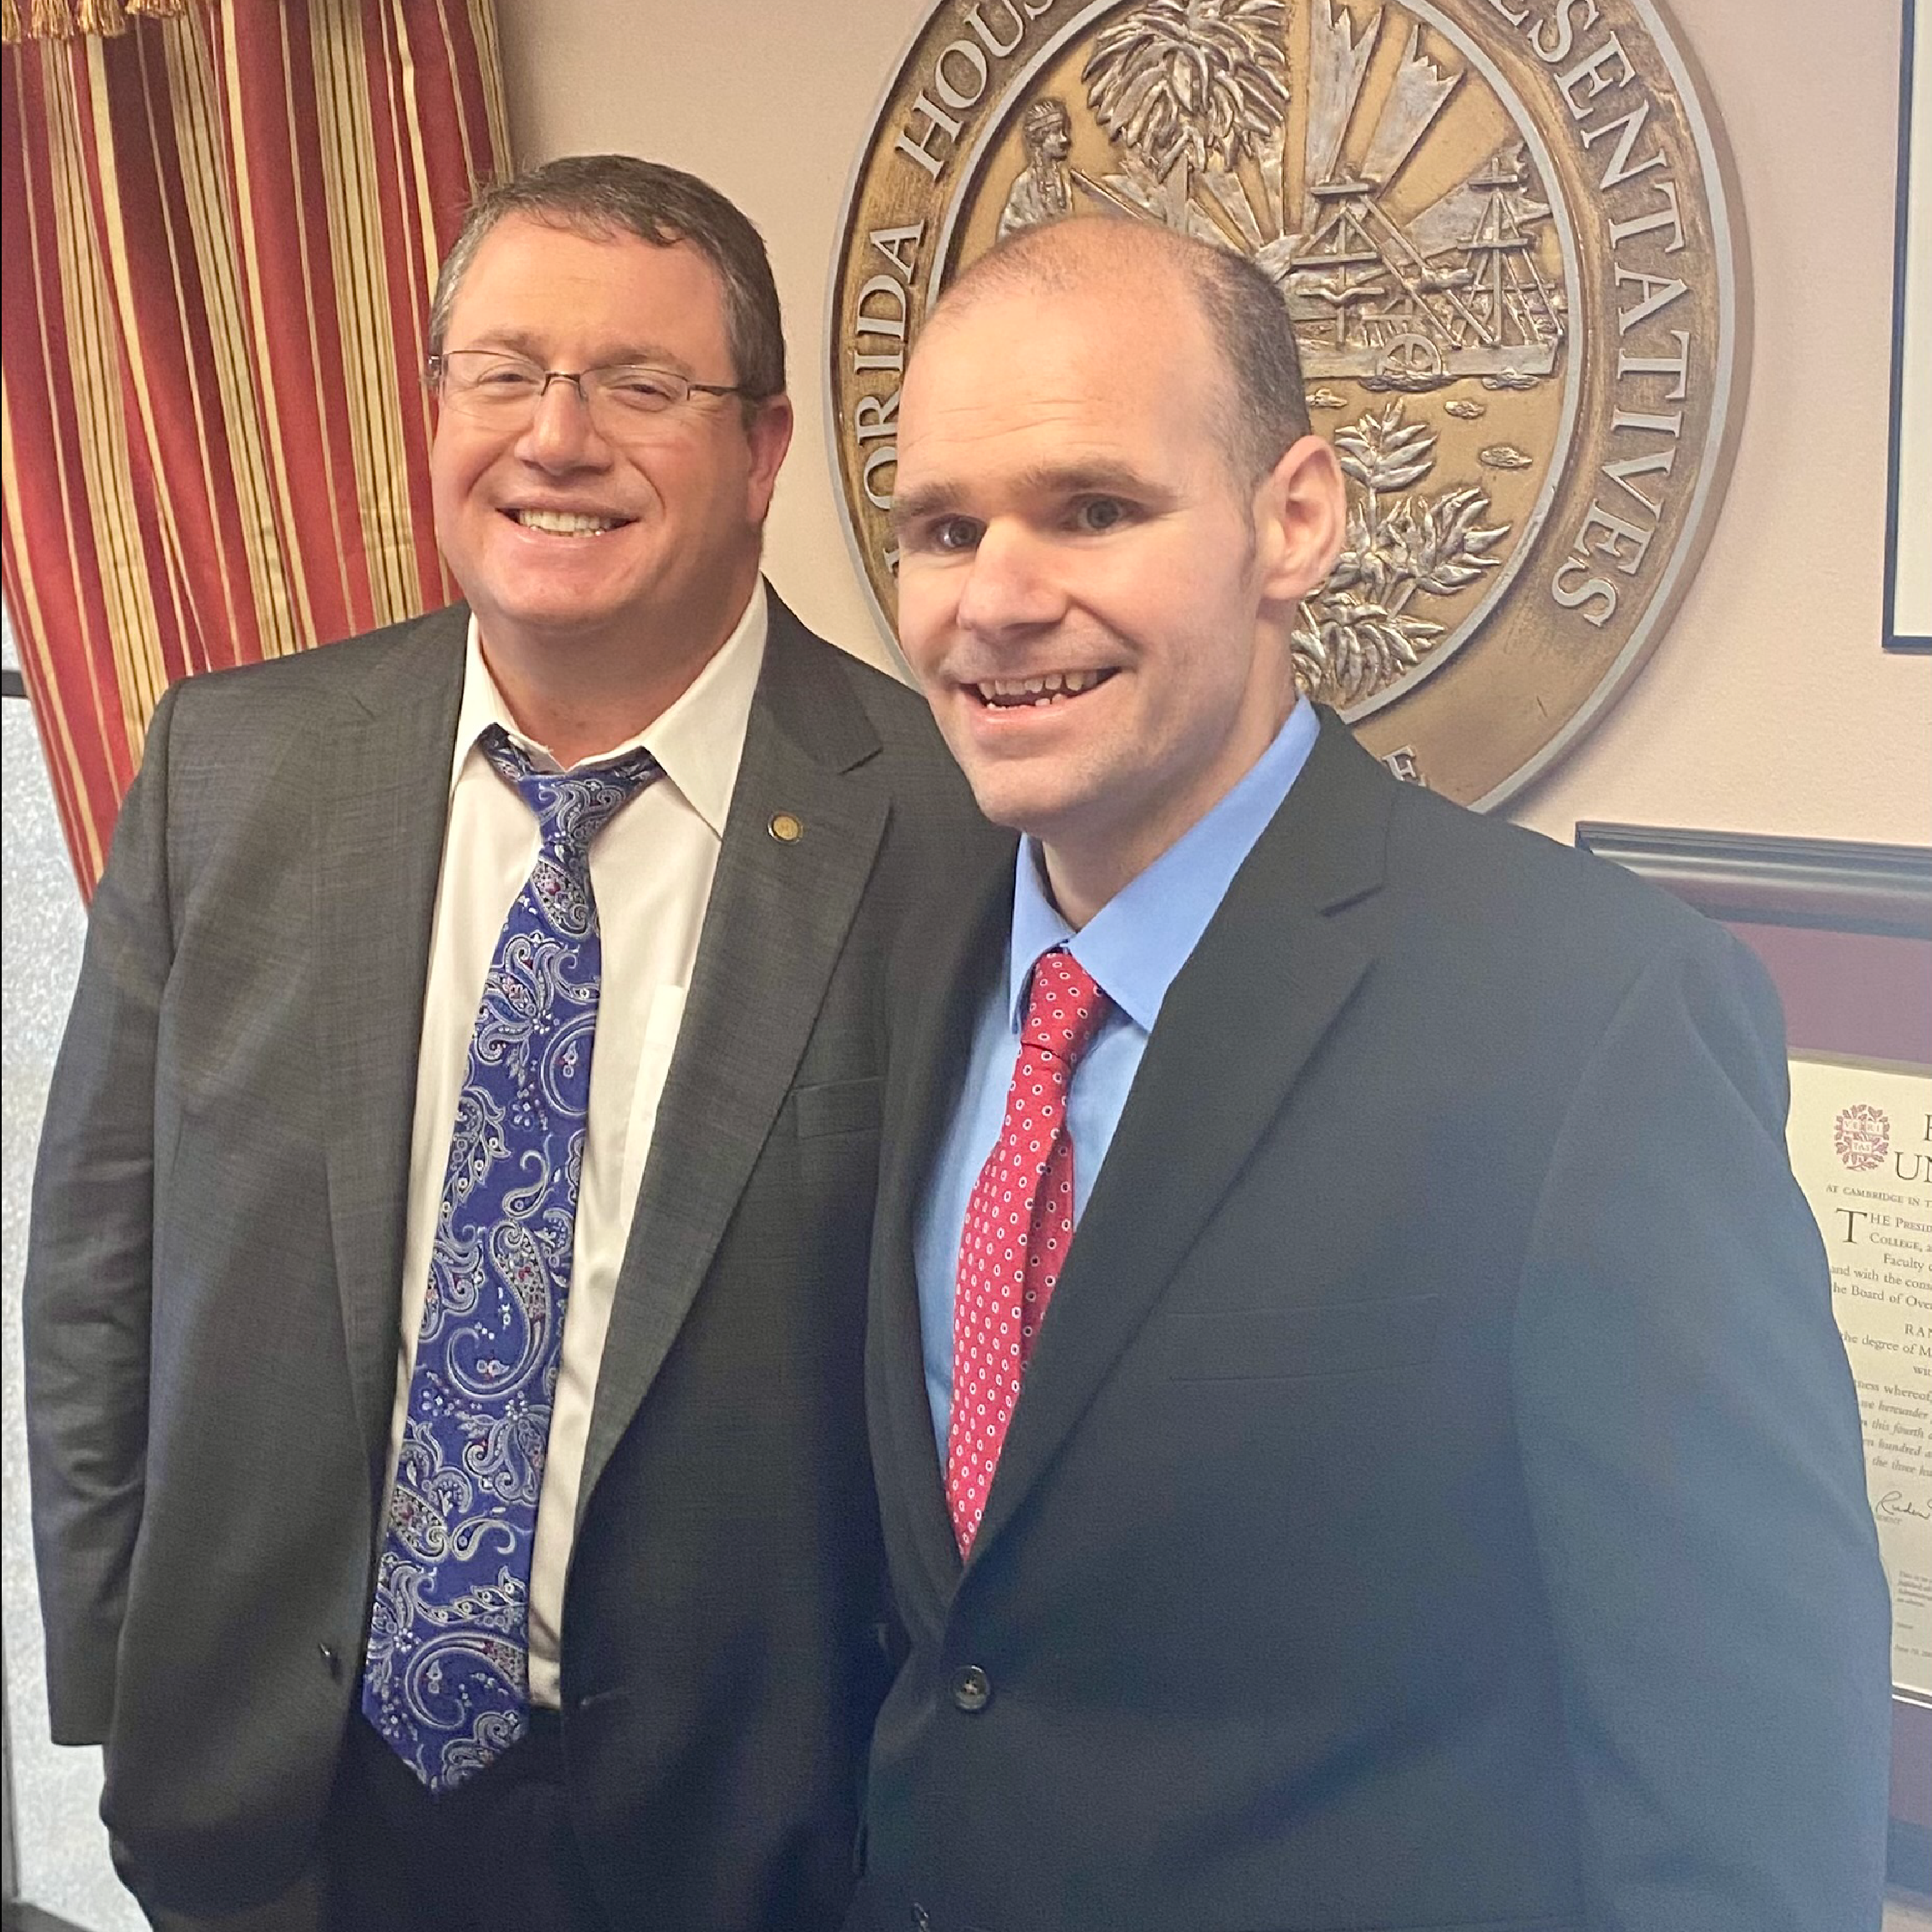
[{"x1": 947, "y1": 947, "x2": 1111, "y2": 1556}]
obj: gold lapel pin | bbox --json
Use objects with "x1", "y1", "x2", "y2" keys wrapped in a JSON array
[{"x1": 768, "y1": 811, "x2": 805, "y2": 844}]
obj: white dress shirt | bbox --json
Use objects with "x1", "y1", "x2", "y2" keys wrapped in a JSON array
[{"x1": 383, "y1": 584, "x2": 768, "y2": 1707}]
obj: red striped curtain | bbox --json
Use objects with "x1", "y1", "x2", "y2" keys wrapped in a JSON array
[{"x1": 2, "y1": 0, "x2": 510, "y2": 890}]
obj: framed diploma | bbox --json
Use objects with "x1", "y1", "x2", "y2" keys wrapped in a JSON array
[
  {"x1": 1576, "y1": 823, "x2": 1932, "y2": 1893},
  {"x1": 1785, "y1": 1054, "x2": 1932, "y2": 1704}
]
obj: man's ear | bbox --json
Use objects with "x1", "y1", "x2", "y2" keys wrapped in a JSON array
[
  {"x1": 1253, "y1": 434, "x2": 1346, "y2": 606},
  {"x1": 744, "y1": 393, "x2": 795, "y2": 520}
]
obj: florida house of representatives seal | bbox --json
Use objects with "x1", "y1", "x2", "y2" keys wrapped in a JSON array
[{"x1": 829, "y1": 0, "x2": 1746, "y2": 806}]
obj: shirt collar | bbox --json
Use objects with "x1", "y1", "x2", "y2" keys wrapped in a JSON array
[
  {"x1": 453, "y1": 580, "x2": 769, "y2": 837},
  {"x1": 1005, "y1": 697, "x2": 1321, "y2": 1036}
]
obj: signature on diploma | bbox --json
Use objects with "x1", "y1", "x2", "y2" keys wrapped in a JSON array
[{"x1": 1874, "y1": 1490, "x2": 1932, "y2": 1523}]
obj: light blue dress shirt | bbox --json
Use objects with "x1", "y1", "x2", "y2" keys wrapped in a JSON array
[{"x1": 914, "y1": 700, "x2": 1321, "y2": 1454}]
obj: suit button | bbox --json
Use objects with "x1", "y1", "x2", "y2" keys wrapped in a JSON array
[
  {"x1": 951, "y1": 1665, "x2": 991, "y2": 1713},
  {"x1": 318, "y1": 1643, "x2": 341, "y2": 1679}
]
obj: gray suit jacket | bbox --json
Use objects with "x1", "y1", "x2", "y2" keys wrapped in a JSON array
[{"x1": 25, "y1": 591, "x2": 993, "y2": 1928}]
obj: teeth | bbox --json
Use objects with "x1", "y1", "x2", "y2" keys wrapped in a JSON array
[
  {"x1": 514, "y1": 508, "x2": 619, "y2": 535},
  {"x1": 974, "y1": 669, "x2": 1108, "y2": 705}
]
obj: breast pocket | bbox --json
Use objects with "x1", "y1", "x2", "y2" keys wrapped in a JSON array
[
  {"x1": 1163, "y1": 1293, "x2": 1443, "y2": 1382},
  {"x1": 793, "y1": 1074, "x2": 883, "y2": 1139}
]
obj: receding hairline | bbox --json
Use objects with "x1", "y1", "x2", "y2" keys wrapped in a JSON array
[
  {"x1": 933, "y1": 216, "x2": 1187, "y2": 317},
  {"x1": 916, "y1": 222, "x2": 1214, "y2": 375},
  {"x1": 918, "y1": 216, "x2": 1311, "y2": 478}
]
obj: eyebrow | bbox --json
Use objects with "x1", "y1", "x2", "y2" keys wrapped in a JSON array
[
  {"x1": 447, "y1": 327, "x2": 694, "y2": 374},
  {"x1": 890, "y1": 459, "x2": 1155, "y2": 532}
]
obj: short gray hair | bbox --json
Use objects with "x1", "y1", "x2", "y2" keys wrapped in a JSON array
[{"x1": 428, "y1": 154, "x2": 786, "y2": 404}]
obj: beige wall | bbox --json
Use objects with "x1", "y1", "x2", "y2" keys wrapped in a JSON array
[{"x1": 496, "y1": 0, "x2": 1929, "y2": 848}]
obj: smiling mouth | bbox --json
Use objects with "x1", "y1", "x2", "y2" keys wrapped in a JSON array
[
  {"x1": 972, "y1": 669, "x2": 1117, "y2": 708},
  {"x1": 504, "y1": 507, "x2": 630, "y2": 536}
]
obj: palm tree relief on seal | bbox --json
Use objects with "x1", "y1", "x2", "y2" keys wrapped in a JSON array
[{"x1": 832, "y1": 0, "x2": 1743, "y2": 807}]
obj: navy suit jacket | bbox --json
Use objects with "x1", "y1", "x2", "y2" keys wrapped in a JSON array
[{"x1": 858, "y1": 712, "x2": 1891, "y2": 1932}]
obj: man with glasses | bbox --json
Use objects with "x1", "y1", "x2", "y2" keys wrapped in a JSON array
[{"x1": 25, "y1": 154, "x2": 987, "y2": 1932}]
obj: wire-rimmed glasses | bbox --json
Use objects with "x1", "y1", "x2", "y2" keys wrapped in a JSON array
[{"x1": 429, "y1": 349, "x2": 750, "y2": 432}]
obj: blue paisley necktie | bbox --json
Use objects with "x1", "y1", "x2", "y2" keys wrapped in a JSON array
[{"x1": 361, "y1": 724, "x2": 660, "y2": 1791}]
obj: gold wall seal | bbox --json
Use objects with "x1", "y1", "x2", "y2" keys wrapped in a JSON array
[{"x1": 828, "y1": 0, "x2": 1746, "y2": 807}]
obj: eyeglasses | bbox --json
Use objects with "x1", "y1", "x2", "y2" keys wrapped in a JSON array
[{"x1": 428, "y1": 349, "x2": 750, "y2": 431}]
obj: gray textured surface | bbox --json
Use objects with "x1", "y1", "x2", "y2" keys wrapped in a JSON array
[{"x1": 3, "y1": 691, "x2": 140, "y2": 1930}]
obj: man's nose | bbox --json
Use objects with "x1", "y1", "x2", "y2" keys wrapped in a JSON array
[
  {"x1": 517, "y1": 374, "x2": 611, "y2": 469},
  {"x1": 954, "y1": 523, "x2": 1065, "y2": 637}
]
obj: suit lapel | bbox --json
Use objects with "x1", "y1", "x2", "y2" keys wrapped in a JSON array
[
  {"x1": 577, "y1": 598, "x2": 890, "y2": 1515},
  {"x1": 871, "y1": 849, "x2": 1014, "y2": 1621},
  {"x1": 315, "y1": 607, "x2": 468, "y2": 1476},
  {"x1": 969, "y1": 715, "x2": 1395, "y2": 1564}
]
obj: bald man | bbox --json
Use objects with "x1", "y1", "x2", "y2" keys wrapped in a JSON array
[{"x1": 853, "y1": 217, "x2": 1890, "y2": 1932}]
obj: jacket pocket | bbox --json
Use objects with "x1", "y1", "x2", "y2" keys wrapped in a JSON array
[{"x1": 793, "y1": 1074, "x2": 883, "y2": 1139}]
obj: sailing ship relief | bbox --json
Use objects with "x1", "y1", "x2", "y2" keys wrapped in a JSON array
[{"x1": 1068, "y1": 0, "x2": 1568, "y2": 394}]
